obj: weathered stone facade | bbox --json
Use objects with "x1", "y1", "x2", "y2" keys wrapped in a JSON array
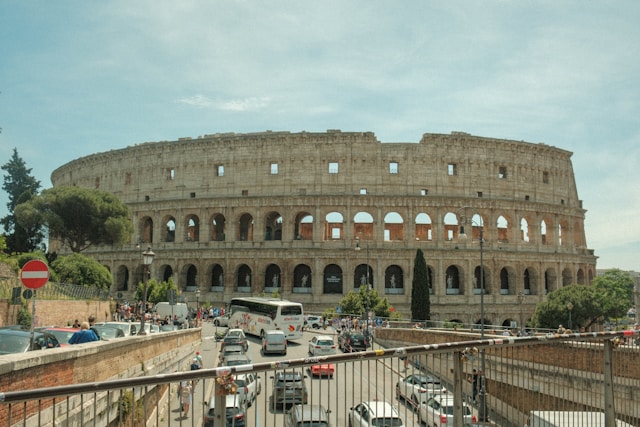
[{"x1": 50, "y1": 130, "x2": 596, "y2": 325}]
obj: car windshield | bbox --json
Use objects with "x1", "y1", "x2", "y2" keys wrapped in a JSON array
[
  {"x1": 371, "y1": 417, "x2": 403, "y2": 427},
  {"x1": 46, "y1": 329, "x2": 77, "y2": 343},
  {"x1": 0, "y1": 333, "x2": 30, "y2": 354},
  {"x1": 417, "y1": 375, "x2": 440, "y2": 385},
  {"x1": 226, "y1": 358, "x2": 250, "y2": 366},
  {"x1": 317, "y1": 340, "x2": 334, "y2": 346},
  {"x1": 350, "y1": 333, "x2": 365, "y2": 340}
]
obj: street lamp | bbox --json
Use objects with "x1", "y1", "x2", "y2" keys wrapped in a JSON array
[
  {"x1": 138, "y1": 247, "x2": 155, "y2": 336},
  {"x1": 195, "y1": 288, "x2": 201, "y2": 327},
  {"x1": 517, "y1": 291, "x2": 525, "y2": 333},
  {"x1": 458, "y1": 207, "x2": 488, "y2": 421},
  {"x1": 567, "y1": 302, "x2": 574, "y2": 330}
]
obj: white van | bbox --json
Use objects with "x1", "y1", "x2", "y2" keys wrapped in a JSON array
[
  {"x1": 154, "y1": 302, "x2": 189, "y2": 325},
  {"x1": 262, "y1": 330, "x2": 287, "y2": 355}
]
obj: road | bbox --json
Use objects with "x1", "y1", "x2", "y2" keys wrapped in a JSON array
[{"x1": 191, "y1": 322, "x2": 423, "y2": 427}]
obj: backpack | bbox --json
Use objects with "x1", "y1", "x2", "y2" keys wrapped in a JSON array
[{"x1": 190, "y1": 362, "x2": 200, "y2": 371}]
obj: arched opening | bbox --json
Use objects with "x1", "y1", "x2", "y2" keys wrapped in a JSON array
[
  {"x1": 265, "y1": 212, "x2": 283, "y2": 241},
  {"x1": 238, "y1": 214, "x2": 254, "y2": 241},
  {"x1": 211, "y1": 214, "x2": 226, "y2": 241},
  {"x1": 324, "y1": 212, "x2": 344, "y2": 240},
  {"x1": 354, "y1": 264, "x2": 373, "y2": 289},
  {"x1": 353, "y1": 211, "x2": 374, "y2": 240},
  {"x1": 385, "y1": 265, "x2": 403, "y2": 294},
  {"x1": 294, "y1": 212, "x2": 313, "y2": 240},
  {"x1": 237, "y1": 264, "x2": 252, "y2": 292},
  {"x1": 186, "y1": 215, "x2": 199, "y2": 241},
  {"x1": 211, "y1": 264, "x2": 224, "y2": 291},
  {"x1": 293, "y1": 264, "x2": 312, "y2": 293},
  {"x1": 415, "y1": 213, "x2": 433, "y2": 241},
  {"x1": 162, "y1": 216, "x2": 176, "y2": 242},
  {"x1": 265, "y1": 264, "x2": 282, "y2": 292},
  {"x1": 323, "y1": 264, "x2": 343, "y2": 294},
  {"x1": 445, "y1": 265, "x2": 462, "y2": 294},
  {"x1": 383, "y1": 212, "x2": 404, "y2": 241}
]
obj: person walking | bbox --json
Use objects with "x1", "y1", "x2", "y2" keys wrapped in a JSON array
[{"x1": 179, "y1": 380, "x2": 192, "y2": 418}]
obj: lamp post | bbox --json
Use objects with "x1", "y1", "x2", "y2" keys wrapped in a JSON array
[
  {"x1": 138, "y1": 247, "x2": 155, "y2": 336},
  {"x1": 195, "y1": 288, "x2": 201, "y2": 327},
  {"x1": 458, "y1": 207, "x2": 487, "y2": 421},
  {"x1": 517, "y1": 291, "x2": 525, "y2": 334},
  {"x1": 567, "y1": 302, "x2": 574, "y2": 330}
]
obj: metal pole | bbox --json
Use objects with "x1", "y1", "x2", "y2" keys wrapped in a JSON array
[
  {"x1": 139, "y1": 264, "x2": 148, "y2": 335},
  {"x1": 478, "y1": 226, "x2": 488, "y2": 421}
]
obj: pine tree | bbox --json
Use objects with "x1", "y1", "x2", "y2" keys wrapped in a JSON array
[
  {"x1": 1, "y1": 148, "x2": 42, "y2": 253},
  {"x1": 411, "y1": 249, "x2": 431, "y2": 322}
]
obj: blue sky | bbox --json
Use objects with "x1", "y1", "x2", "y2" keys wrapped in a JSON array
[{"x1": 1, "y1": 1, "x2": 638, "y2": 271}]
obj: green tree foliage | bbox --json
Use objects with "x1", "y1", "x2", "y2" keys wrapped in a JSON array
[
  {"x1": 331, "y1": 286, "x2": 399, "y2": 320},
  {"x1": 1, "y1": 148, "x2": 43, "y2": 253},
  {"x1": 15, "y1": 186, "x2": 133, "y2": 253},
  {"x1": 411, "y1": 249, "x2": 430, "y2": 321},
  {"x1": 134, "y1": 277, "x2": 179, "y2": 305},
  {"x1": 51, "y1": 253, "x2": 112, "y2": 290},
  {"x1": 591, "y1": 269, "x2": 634, "y2": 320}
]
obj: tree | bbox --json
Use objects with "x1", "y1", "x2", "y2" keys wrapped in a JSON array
[
  {"x1": 591, "y1": 269, "x2": 634, "y2": 321},
  {"x1": 134, "y1": 277, "x2": 179, "y2": 305},
  {"x1": 1, "y1": 148, "x2": 43, "y2": 253},
  {"x1": 51, "y1": 253, "x2": 112, "y2": 290},
  {"x1": 411, "y1": 249, "x2": 430, "y2": 322},
  {"x1": 531, "y1": 284, "x2": 602, "y2": 330},
  {"x1": 328, "y1": 286, "x2": 399, "y2": 321},
  {"x1": 15, "y1": 186, "x2": 133, "y2": 253}
]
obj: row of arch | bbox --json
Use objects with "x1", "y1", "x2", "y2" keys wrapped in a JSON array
[
  {"x1": 138, "y1": 209, "x2": 584, "y2": 247},
  {"x1": 115, "y1": 261, "x2": 590, "y2": 296}
]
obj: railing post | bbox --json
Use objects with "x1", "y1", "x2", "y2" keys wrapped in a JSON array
[
  {"x1": 214, "y1": 378, "x2": 226, "y2": 425},
  {"x1": 603, "y1": 339, "x2": 616, "y2": 427},
  {"x1": 453, "y1": 351, "x2": 465, "y2": 427}
]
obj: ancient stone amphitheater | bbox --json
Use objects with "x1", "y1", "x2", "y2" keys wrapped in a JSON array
[{"x1": 51, "y1": 130, "x2": 596, "y2": 325}]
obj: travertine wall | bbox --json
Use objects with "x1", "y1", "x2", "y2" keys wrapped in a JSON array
[{"x1": 50, "y1": 130, "x2": 597, "y2": 324}]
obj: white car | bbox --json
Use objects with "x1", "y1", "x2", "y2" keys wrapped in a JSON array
[
  {"x1": 396, "y1": 373, "x2": 445, "y2": 405},
  {"x1": 308, "y1": 335, "x2": 337, "y2": 356},
  {"x1": 235, "y1": 372, "x2": 262, "y2": 407},
  {"x1": 418, "y1": 393, "x2": 476, "y2": 426},
  {"x1": 305, "y1": 315, "x2": 323, "y2": 329},
  {"x1": 349, "y1": 400, "x2": 404, "y2": 427},
  {"x1": 213, "y1": 313, "x2": 230, "y2": 326}
]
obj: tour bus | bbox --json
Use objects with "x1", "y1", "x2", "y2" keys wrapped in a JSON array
[{"x1": 228, "y1": 297, "x2": 305, "y2": 341}]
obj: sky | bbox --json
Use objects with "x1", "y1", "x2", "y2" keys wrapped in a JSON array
[{"x1": 0, "y1": 1, "x2": 638, "y2": 271}]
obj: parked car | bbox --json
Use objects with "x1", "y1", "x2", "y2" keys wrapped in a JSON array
[
  {"x1": 305, "y1": 315, "x2": 323, "y2": 329},
  {"x1": 0, "y1": 329, "x2": 61, "y2": 354},
  {"x1": 285, "y1": 404, "x2": 332, "y2": 427},
  {"x1": 204, "y1": 393, "x2": 246, "y2": 427},
  {"x1": 91, "y1": 324, "x2": 125, "y2": 340},
  {"x1": 262, "y1": 330, "x2": 287, "y2": 355},
  {"x1": 222, "y1": 328, "x2": 249, "y2": 352},
  {"x1": 309, "y1": 363, "x2": 335, "y2": 378},
  {"x1": 213, "y1": 313, "x2": 231, "y2": 327},
  {"x1": 219, "y1": 344, "x2": 246, "y2": 365},
  {"x1": 39, "y1": 327, "x2": 79, "y2": 347},
  {"x1": 396, "y1": 373, "x2": 446, "y2": 405},
  {"x1": 235, "y1": 372, "x2": 261, "y2": 407},
  {"x1": 418, "y1": 393, "x2": 476, "y2": 426},
  {"x1": 96, "y1": 321, "x2": 136, "y2": 337},
  {"x1": 338, "y1": 330, "x2": 369, "y2": 352},
  {"x1": 348, "y1": 400, "x2": 404, "y2": 427},
  {"x1": 271, "y1": 371, "x2": 308, "y2": 410},
  {"x1": 308, "y1": 335, "x2": 337, "y2": 356}
]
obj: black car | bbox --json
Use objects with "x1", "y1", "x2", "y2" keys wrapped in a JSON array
[
  {"x1": 338, "y1": 330, "x2": 369, "y2": 352},
  {"x1": 0, "y1": 328, "x2": 61, "y2": 354}
]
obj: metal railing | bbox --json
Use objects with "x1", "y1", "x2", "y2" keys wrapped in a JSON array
[{"x1": 1, "y1": 329, "x2": 639, "y2": 427}]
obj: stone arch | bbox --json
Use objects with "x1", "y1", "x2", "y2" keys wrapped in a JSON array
[
  {"x1": 264, "y1": 211, "x2": 283, "y2": 241},
  {"x1": 238, "y1": 213, "x2": 254, "y2": 241},
  {"x1": 558, "y1": 219, "x2": 569, "y2": 247},
  {"x1": 523, "y1": 267, "x2": 538, "y2": 295},
  {"x1": 294, "y1": 212, "x2": 313, "y2": 240},
  {"x1": 186, "y1": 214, "x2": 199, "y2": 242},
  {"x1": 540, "y1": 216, "x2": 555, "y2": 245},
  {"x1": 115, "y1": 265, "x2": 129, "y2": 291},
  {"x1": 499, "y1": 266, "x2": 516, "y2": 295},
  {"x1": 265, "y1": 264, "x2": 282, "y2": 291},
  {"x1": 181, "y1": 264, "x2": 198, "y2": 291},
  {"x1": 209, "y1": 264, "x2": 224, "y2": 291},
  {"x1": 161, "y1": 265, "x2": 174, "y2": 283},
  {"x1": 445, "y1": 265, "x2": 462, "y2": 294},
  {"x1": 385, "y1": 265, "x2": 403, "y2": 294},
  {"x1": 544, "y1": 268, "x2": 557, "y2": 293},
  {"x1": 293, "y1": 264, "x2": 312, "y2": 293},
  {"x1": 573, "y1": 219, "x2": 584, "y2": 246},
  {"x1": 354, "y1": 263, "x2": 373, "y2": 289},
  {"x1": 520, "y1": 217, "x2": 530, "y2": 243},
  {"x1": 324, "y1": 211, "x2": 344, "y2": 240},
  {"x1": 237, "y1": 264, "x2": 252, "y2": 292},
  {"x1": 473, "y1": 265, "x2": 489, "y2": 294},
  {"x1": 576, "y1": 268, "x2": 585, "y2": 285},
  {"x1": 162, "y1": 215, "x2": 176, "y2": 242},
  {"x1": 415, "y1": 212, "x2": 433, "y2": 241},
  {"x1": 443, "y1": 212, "x2": 460, "y2": 241},
  {"x1": 562, "y1": 267, "x2": 572, "y2": 286},
  {"x1": 139, "y1": 216, "x2": 153, "y2": 244},
  {"x1": 497, "y1": 214, "x2": 511, "y2": 243},
  {"x1": 383, "y1": 212, "x2": 404, "y2": 241},
  {"x1": 210, "y1": 213, "x2": 226, "y2": 241},
  {"x1": 353, "y1": 211, "x2": 374, "y2": 240},
  {"x1": 323, "y1": 264, "x2": 343, "y2": 294}
]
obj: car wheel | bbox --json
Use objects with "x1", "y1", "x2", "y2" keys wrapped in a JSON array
[{"x1": 313, "y1": 324, "x2": 319, "y2": 329}]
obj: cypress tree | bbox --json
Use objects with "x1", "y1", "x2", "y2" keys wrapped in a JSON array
[{"x1": 411, "y1": 248, "x2": 431, "y2": 322}]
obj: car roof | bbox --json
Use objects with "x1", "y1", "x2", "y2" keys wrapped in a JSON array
[
  {"x1": 42, "y1": 327, "x2": 79, "y2": 332},
  {"x1": 276, "y1": 371, "x2": 304, "y2": 380},
  {"x1": 0, "y1": 329, "x2": 46, "y2": 337},
  {"x1": 315, "y1": 335, "x2": 333, "y2": 340},
  {"x1": 363, "y1": 401, "x2": 398, "y2": 417},
  {"x1": 290, "y1": 404, "x2": 329, "y2": 421},
  {"x1": 266, "y1": 330, "x2": 285, "y2": 335}
]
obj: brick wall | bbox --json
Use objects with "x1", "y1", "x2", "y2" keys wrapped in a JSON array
[{"x1": 0, "y1": 298, "x2": 113, "y2": 327}]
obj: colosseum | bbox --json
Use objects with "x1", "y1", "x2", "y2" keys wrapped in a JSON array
[{"x1": 50, "y1": 130, "x2": 597, "y2": 327}]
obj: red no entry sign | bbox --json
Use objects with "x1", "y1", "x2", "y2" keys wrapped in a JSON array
[{"x1": 20, "y1": 260, "x2": 50, "y2": 289}]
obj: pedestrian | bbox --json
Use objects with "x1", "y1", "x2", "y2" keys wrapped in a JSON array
[
  {"x1": 72, "y1": 319, "x2": 81, "y2": 328},
  {"x1": 194, "y1": 351, "x2": 203, "y2": 369},
  {"x1": 179, "y1": 380, "x2": 192, "y2": 418},
  {"x1": 467, "y1": 369, "x2": 479, "y2": 403},
  {"x1": 69, "y1": 322, "x2": 99, "y2": 344},
  {"x1": 88, "y1": 315, "x2": 101, "y2": 339}
]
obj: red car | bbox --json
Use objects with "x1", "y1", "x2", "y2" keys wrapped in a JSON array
[
  {"x1": 310, "y1": 363, "x2": 335, "y2": 378},
  {"x1": 40, "y1": 327, "x2": 80, "y2": 347}
]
